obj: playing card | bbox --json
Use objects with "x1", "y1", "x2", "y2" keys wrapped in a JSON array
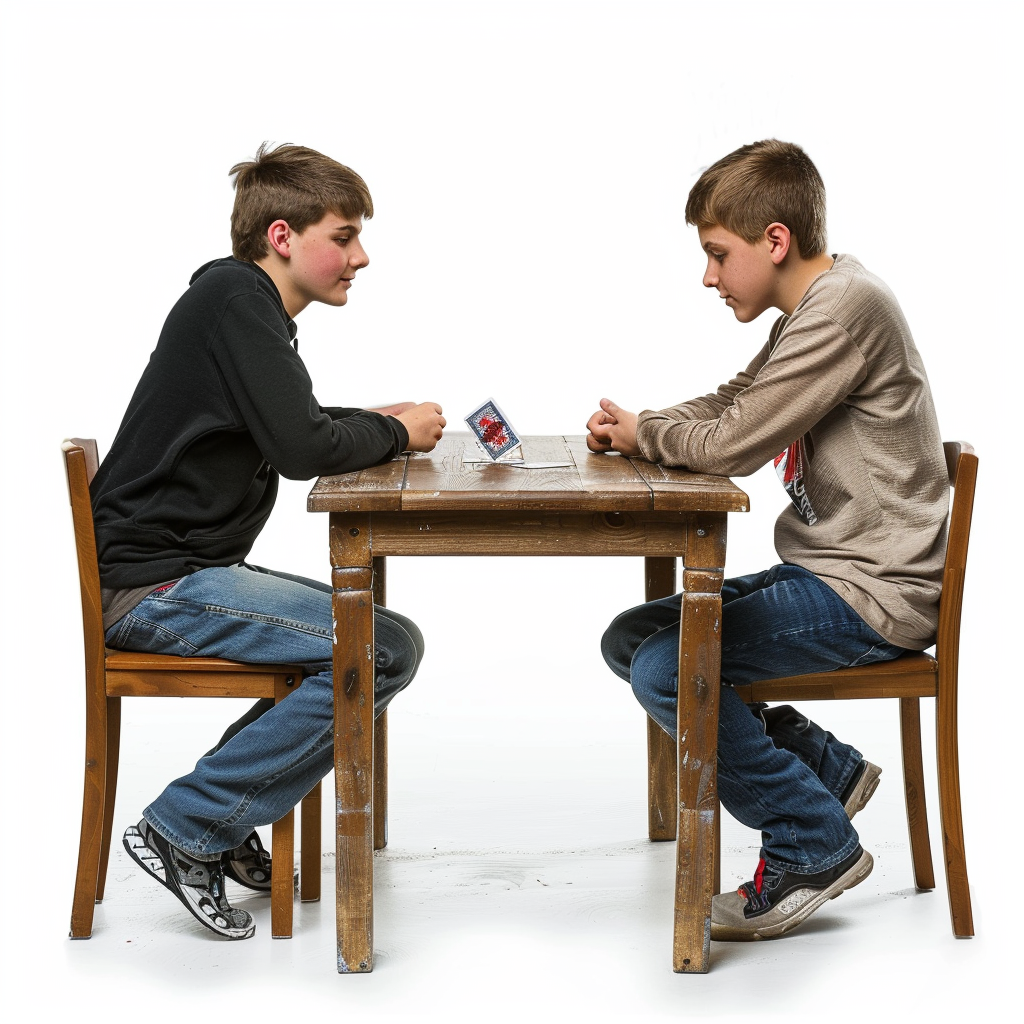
[{"x1": 464, "y1": 398, "x2": 522, "y2": 461}]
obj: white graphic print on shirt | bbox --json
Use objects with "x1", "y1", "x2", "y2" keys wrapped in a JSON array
[{"x1": 774, "y1": 437, "x2": 818, "y2": 526}]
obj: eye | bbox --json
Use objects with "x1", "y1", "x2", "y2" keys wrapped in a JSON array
[
  {"x1": 334, "y1": 236, "x2": 351, "y2": 246},
  {"x1": 710, "y1": 251, "x2": 726, "y2": 262}
]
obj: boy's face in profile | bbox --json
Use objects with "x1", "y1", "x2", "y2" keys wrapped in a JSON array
[
  {"x1": 698, "y1": 224, "x2": 778, "y2": 323},
  {"x1": 283, "y1": 213, "x2": 370, "y2": 309}
]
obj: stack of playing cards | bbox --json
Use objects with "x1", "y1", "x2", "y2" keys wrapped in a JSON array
[{"x1": 463, "y1": 399, "x2": 572, "y2": 468}]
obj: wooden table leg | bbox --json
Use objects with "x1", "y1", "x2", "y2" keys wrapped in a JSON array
[
  {"x1": 672, "y1": 514, "x2": 726, "y2": 973},
  {"x1": 331, "y1": 512, "x2": 376, "y2": 973},
  {"x1": 372, "y1": 556, "x2": 388, "y2": 851},
  {"x1": 645, "y1": 557, "x2": 678, "y2": 842}
]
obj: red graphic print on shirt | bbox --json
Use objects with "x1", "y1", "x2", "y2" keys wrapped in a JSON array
[{"x1": 774, "y1": 437, "x2": 818, "y2": 526}]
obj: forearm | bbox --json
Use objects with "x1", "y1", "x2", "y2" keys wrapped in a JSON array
[{"x1": 637, "y1": 317, "x2": 866, "y2": 475}]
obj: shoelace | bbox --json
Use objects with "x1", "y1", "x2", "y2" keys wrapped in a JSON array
[{"x1": 738, "y1": 857, "x2": 781, "y2": 911}]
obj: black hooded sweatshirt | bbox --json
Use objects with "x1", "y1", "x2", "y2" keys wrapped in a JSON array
[{"x1": 90, "y1": 257, "x2": 408, "y2": 590}]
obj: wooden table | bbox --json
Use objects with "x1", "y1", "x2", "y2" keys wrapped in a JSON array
[{"x1": 307, "y1": 433, "x2": 748, "y2": 973}]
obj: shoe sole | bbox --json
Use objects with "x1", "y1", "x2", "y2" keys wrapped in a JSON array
[
  {"x1": 222, "y1": 831, "x2": 272, "y2": 892},
  {"x1": 123, "y1": 824, "x2": 255, "y2": 940},
  {"x1": 711, "y1": 848, "x2": 874, "y2": 941},
  {"x1": 844, "y1": 762, "x2": 882, "y2": 819}
]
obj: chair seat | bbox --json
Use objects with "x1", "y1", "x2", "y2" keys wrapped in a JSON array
[
  {"x1": 105, "y1": 649, "x2": 304, "y2": 673},
  {"x1": 733, "y1": 652, "x2": 939, "y2": 703},
  {"x1": 104, "y1": 649, "x2": 306, "y2": 698}
]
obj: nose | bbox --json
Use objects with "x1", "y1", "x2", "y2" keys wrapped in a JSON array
[
  {"x1": 702, "y1": 257, "x2": 718, "y2": 289},
  {"x1": 351, "y1": 238, "x2": 369, "y2": 269}
]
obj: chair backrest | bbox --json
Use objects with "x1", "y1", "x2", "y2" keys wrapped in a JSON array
[
  {"x1": 936, "y1": 441, "x2": 978, "y2": 681},
  {"x1": 63, "y1": 439, "x2": 107, "y2": 686}
]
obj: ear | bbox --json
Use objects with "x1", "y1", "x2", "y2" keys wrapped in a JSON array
[
  {"x1": 266, "y1": 219, "x2": 293, "y2": 258},
  {"x1": 764, "y1": 222, "x2": 792, "y2": 265}
]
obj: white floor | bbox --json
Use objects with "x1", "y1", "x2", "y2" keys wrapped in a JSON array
[{"x1": 16, "y1": 558, "x2": 1012, "y2": 1023}]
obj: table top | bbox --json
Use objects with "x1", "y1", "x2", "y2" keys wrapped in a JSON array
[{"x1": 308, "y1": 434, "x2": 748, "y2": 514}]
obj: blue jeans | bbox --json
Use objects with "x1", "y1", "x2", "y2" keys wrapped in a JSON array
[
  {"x1": 601, "y1": 564, "x2": 908, "y2": 874},
  {"x1": 105, "y1": 563, "x2": 423, "y2": 857}
]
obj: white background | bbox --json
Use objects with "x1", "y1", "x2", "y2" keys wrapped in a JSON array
[{"x1": 1, "y1": 1, "x2": 1020, "y2": 1020}]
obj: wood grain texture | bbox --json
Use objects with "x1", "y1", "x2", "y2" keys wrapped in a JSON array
[
  {"x1": 365, "y1": 510, "x2": 692, "y2": 557},
  {"x1": 899, "y1": 697, "x2": 935, "y2": 890},
  {"x1": 731, "y1": 655, "x2": 939, "y2": 703},
  {"x1": 672, "y1": 517, "x2": 725, "y2": 973},
  {"x1": 629, "y1": 458, "x2": 750, "y2": 513},
  {"x1": 64, "y1": 440, "x2": 311, "y2": 940},
  {"x1": 271, "y1": 807, "x2": 295, "y2": 938},
  {"x1": 307, "y1": 434, "x2": 749, "y2": 515},
  {"x1": 331, "y1": 512, "x2": 376, "y2": 972},
  {"x1": 301, "y1": 783, "x2": 323, "y2": 903},
  {"x1": 673, "y1": 592, "x2": 722, "y2": 973},
  {"x1": 732, "y1": 441, "x2": 978, "y2": 940},
  {"x1": 308, "y1": 436, "x2": 751, "y2": 974},
  {"x1": 308, "y1": 456, "x2": 408, "y2": 512},
  {"x1": 373, "y1": 557, "x2": 388, "y2": 852},
  {"x1": 644, "y1": 557, "x2": 678, "y2": 843}
]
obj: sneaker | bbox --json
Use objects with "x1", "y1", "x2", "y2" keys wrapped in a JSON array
[
  {"x1": 123, "y1": 820, "x2": 255, "y2": 940},
  {"x1": 711, "y1": 845, "x2": 873, "y2": 941},
  {"x1": 842, "y1": 761, "x2": 882, "y2": 818},
  {"x1": 222, "y1": 830, "x2": 272, "y2": 891}
]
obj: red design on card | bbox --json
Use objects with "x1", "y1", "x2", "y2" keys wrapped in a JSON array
[{"x1": 479, "y1": 416, "x2": 508, "y2": 447}]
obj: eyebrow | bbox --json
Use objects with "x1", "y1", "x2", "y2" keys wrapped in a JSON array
[{"x1": 702, "y1": 240, "x2": 725, "y2": 253}]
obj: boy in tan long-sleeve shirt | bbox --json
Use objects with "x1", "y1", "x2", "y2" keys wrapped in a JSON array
[{"x1": 587, "y1": 139, "x2": 947, "y2": 941}]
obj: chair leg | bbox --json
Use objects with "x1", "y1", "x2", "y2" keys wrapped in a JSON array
[
  {"x1": 713, "y1": 805, "x2": 721, "y2": 896},
  {"x1": 300, "y1": 781, "x2": 322, "y2": 902},
  {"x1": 271, "y1": 808, "x2": 295, "y2": 938},
  {"x1": 94, "y1": 696, "x2": 121, "y2": 902},
  {"x1": 935, "y1": 688, "x2": 975, "y2": 936},
  {"x1": 648, "y1": 716, "x2": 677, "y2": 841},
  {"x1": 645, "y1": 557, "x2": 677, "y2": 841},
  {"x1": 70, "y1": 689, "x2": 111, "y2": 937},
  {"x1": 373, "y1": 711, "x2": 388, "y2": 850},
  {"x1": 898, "y1": 697, "x2": 935, "y2": 890}
]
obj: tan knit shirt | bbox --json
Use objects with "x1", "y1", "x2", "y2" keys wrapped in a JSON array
[{"x1": 636, "y1": 255, "x2": 947, "y2": 650}]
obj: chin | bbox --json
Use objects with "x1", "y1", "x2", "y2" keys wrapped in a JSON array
[{"x1": 733, "y1": 307, "x2": 762, "y2": 324}]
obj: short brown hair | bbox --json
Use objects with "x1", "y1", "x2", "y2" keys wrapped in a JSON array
[
  {"x1": 685, "y1": 140, "x2": 827, "y2": 258},
  {"x1": 229, "y1": 143, "x2": 374, "y2": 262}
]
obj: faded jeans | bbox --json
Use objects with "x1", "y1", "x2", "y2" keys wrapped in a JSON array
[
  {"x1": 601, "y1": 564, "x2": 908, "y2": 874},
  {"x1": 105, "y1": 562, "x2": 423, "y2": 856}
]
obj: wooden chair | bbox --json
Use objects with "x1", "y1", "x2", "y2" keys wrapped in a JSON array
[
  {"x1": 64, "y1": 438, "x2": 322, "y2": 940},
  {"x1": 728, "y1": 441, "x2": 978, "y2": 936}
]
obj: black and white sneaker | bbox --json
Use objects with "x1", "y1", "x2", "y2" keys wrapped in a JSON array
[
  {"x1": 711, "y1": 845, "x2": 873, "y2": 941},
  {"x1": 222, "y1": 831, "x2": 272, "y2": 892},
  {"x1": 841, "y1": 761, "x2": 882, "y2": 819},
  {"x1": 123, "y1": 820, "x2": 255, "y2": 939}
]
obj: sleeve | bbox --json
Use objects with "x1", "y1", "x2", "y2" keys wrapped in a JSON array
[
  {"x1": 318, "y1": 405, "x2": 363, "y2": 419},
  {"x1": 635, "y1": 313, "x2": 868, "y2": 476},
  {"x1": 209, "y1": 292, "x2": 410, "y2": 479}
]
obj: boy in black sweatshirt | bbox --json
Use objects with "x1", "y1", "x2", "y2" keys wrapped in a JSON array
[{"x1": 91, "y1": 143, "x2": 445, "y2": 939}]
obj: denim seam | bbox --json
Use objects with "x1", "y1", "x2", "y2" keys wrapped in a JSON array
[
  {"x1": 109, "y1": 614, "x2": 198, "y2": 653},
  {"x1": 201, "y1": 604, "x2": 333, "y2": 638}
]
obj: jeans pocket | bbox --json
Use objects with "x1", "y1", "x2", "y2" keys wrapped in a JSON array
[
  {"x1": 106, "y1": 612, "x2": 199, "y2": 657},
  {"x1": 847, "y1": 641, "x2": 906, "y2": 668}
]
